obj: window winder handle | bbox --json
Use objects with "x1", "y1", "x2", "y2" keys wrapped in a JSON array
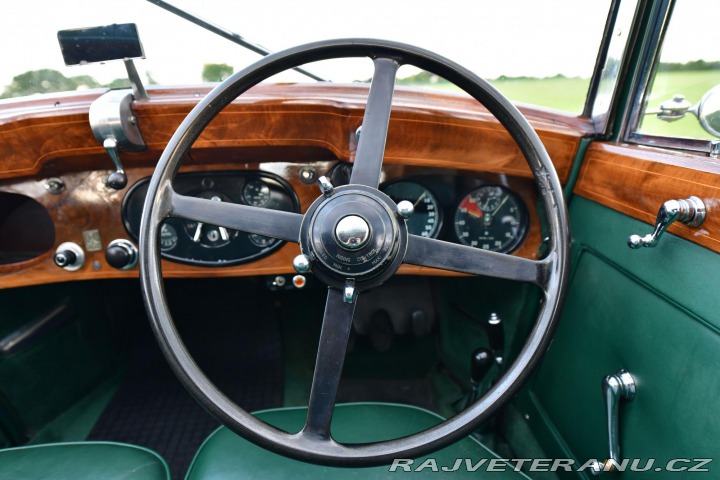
[{"x1": 628, "y1": 196, "x2": 705, "y2": 248}]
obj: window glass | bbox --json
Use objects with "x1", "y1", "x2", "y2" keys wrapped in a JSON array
[
  {"x1": 1, "y1": 0, "x2": 610, "y2": 113},
  {"x1": 636, "y1": 0, "x2": 720, "y2": 140}
]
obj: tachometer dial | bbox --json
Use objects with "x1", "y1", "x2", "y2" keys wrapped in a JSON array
[
  {"x1": 242, "y1": 179, "x2": 271, "y2": 207},
  {"x1": 453, "y1": 185, "x2": 527, "y2": 253},
  {"x1": 382, "y1": 181, "x2": 442, "y2": 238}
]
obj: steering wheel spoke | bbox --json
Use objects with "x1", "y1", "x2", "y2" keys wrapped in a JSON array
[
  {"x1": 302, "y1": 288, "x2": 357, "y2": 440},
  {"x1": 166, "y1": 189, "x2": 302, "y2": 243},
  {"x1": 349, "y1": 57, "x2": 399, "y2": 188},
  {"x1": 404, "y1": 234, "x2": 550, "y2": 287}
]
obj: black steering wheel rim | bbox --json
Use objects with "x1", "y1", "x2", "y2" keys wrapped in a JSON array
[{"x1": 139, "y1": 38, "x2": 570, "y2": 467}]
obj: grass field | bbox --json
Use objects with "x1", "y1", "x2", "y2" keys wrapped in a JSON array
[{"x1": 402, "y1": 70, "x2": 719, "y2": 139}]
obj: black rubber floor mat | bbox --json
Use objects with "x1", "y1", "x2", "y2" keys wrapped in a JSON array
[
  {"x1": 336, "y1": 378, "x2": 436, "y2": 412},
  {"x1": 89, "y1": 279, "x2": 283, "y2": 480}
]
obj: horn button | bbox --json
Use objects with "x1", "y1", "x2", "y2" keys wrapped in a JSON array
[
  {"x1": 335, "y1": 215, "x2": 370, "y2": 250},
  {"x1": 299, "y1": 185, "x2": 408, "y2": 290}
]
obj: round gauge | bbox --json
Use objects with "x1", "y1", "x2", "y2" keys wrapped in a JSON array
[
  {"x1": 242, "y1": 179, "x2": 271, "y2": 207},
  {"x1": 184, "y1": 220, "x2": 233, "y2": 248},
  {"x1": 182, "y1": 192, "x2": 236, "y2": 248},
  {"x1": 453, "y1": 185, "x2": 528, "y2": 253},
  {"x1": 159, "y1": 223, "x2": 178, "y2": 251},
  {"x1": 381, "y1": 181, "x2": 442, "y2": 238},
  {"x1": 249, "y1": 234, "x2": 277, "y2": 248}
]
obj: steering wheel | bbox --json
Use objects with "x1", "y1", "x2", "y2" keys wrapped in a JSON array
[{"x1": 139, "y1": 39, "x2": 569, "y2": 467}]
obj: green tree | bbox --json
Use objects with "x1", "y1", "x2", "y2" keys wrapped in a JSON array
[
  {"x1": 108, "y1": 78, "x2": 131, "y2": 89},
  {"x1": 202, "y1": 63, "x2": 234, "y2": 82},
  {"x1": 1, "y1": 69, "x2": 101, "y2": 98}
]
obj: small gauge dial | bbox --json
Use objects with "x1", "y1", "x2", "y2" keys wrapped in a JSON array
[
  {"x1": 183, "y1": 192, "x2": 235, "y2": 248},
  {"x1": 453, "y1": 185, "x2": 528, "y2": 253},
  {"x1": 159, "y1": 223, "x2": 178, "y2": 251},
  {"x1": 249, "y1": 234, "x2": 277, "y2": 248},
  {"x1": 242, "y1": 179, "x2": 271, "y2": 207},
  {"x1": 381, "y1": 181, "x2": 442, "y2": 238}
]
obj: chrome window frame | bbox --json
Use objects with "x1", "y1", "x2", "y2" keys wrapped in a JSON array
[
  {"x1": 621, "y1": 0, "x2": 720, "y2": 157},
  {"x1": 586, "y1": 0, "x2": 641, "y2": 137}
]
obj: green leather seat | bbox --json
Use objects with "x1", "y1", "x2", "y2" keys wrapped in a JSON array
[
  {"x1": 0, "y1": 441, "x2": 170, "y2": 480},
  {"x1": 187, "y1": 403, "x2": 530, "y2": 479}
]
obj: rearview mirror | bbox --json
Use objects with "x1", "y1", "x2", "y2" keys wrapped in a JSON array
[{"x1": 57, "y1": 23, "x2": 144, "y2": 66}]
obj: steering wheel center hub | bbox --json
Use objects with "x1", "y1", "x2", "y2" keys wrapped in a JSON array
[
  {"x1": 335, "y1": 215, "x2": 370, "y2": 250},
  {"x1": 299, "y1": 185, "x2": 408, "y2": 289}
]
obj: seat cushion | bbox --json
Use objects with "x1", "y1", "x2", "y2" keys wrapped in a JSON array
[
  {"x1": 0, "y1": 441, "x2": 170, "y2": 480},
  {"x1": 187, "y1": 403, "x2": 529, "y2": 479}
]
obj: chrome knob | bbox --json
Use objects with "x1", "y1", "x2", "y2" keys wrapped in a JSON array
[
  {"x1": 292, "y1": 254, "x2": 312, "y2": 274},
  {"x1": 343, "y1": 282, "x2": 356, "y2": 304},
  {"x1": 54, "y1": 242, "x2": 85, "y2": 271},
  {"x1": 335, "y1": 215, "x2": 370, "y2": 250},
  {"x1": 397, "y1": 200, "x2": 414, "y2": 219},
  {"x1": 317, "y1": 176, "x2": 334, "y2": 196}
]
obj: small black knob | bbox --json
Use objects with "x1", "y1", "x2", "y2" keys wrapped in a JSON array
[
  {"x1": 470, "y1": 347, "x2": 494, "y2": 385},
  {"x1": 105, "y1": 239, "x2": 138, "y2": 270},
  {"x1": 106, "y1": 171, "x2": 128, "y2": 190},
  {"x1": 105, "y1": 245, "x2": 131, "y2": 269},
  {"x1": 54, "y1": 250, "x2": 77, "y2": 268}
]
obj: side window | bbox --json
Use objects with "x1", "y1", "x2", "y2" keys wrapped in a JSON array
[{"x1": 634, "y1": 1, "x2": 720, "y2": 143}]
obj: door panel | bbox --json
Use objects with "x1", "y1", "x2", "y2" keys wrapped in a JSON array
[{"x1": 518, "y1": 195, "x2": 720, "y2": 478}]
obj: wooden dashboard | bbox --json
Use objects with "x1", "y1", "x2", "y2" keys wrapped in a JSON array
[{"x1": 0, "y1": 83, "x2": 590, "y2": 289}]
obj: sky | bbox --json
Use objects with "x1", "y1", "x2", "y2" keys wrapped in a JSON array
[{"x1": 1, "y1": 0, "x2": 717, "y2": 90}]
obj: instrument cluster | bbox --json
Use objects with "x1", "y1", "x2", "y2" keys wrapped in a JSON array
[
  {"x1": 122, "y1": 171, "x2": 299, "y2": 266},
  {"x1": 380, "y1": 176, "x2": 529, "y2": 254},
  {"x1": 120, "y1": 166, "x2": 530, "y2": 268}
]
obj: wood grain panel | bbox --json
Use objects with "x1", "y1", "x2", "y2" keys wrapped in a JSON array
[
  {"x1": 574, "y1": 143, "x2": 720, "y2": 252},
  {"x1": 0, "y1": 83, "x2": 580, "y2": 288},
  {"x1": 0, "y1": 162, "x2": 542, "y2": 289},
  {"x1": 0, "y1": 84, "x2": 587, "y2": 182}
]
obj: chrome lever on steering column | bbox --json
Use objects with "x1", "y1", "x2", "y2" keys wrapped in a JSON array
[
  {"x1": 628, "y1": 196, "x2": 706, "y2": 249},
  {"x1": 591, "y1": 370, "x2": 636, "y2": 475}
]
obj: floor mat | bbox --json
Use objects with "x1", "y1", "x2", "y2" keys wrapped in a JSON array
[{"x1": 89, "y1": 279, "x2": 284, "y2": 480}]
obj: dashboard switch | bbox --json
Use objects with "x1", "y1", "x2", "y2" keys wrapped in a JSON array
[
  {"x1": 105, "y1": 239, "x2": 138, "y2": 270},
  {"x1": 54, "y1": 242, "x2": 85, "y2": 271}
]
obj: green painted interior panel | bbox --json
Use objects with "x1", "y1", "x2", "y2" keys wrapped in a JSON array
[
  {"x1": 0, "y1": 282, "x2": 119, "y2": 442},
  {"x1": 519, "y1": 197, "x2": 720, "y2": 478}
]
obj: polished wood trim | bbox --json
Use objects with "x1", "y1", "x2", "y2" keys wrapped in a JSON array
[
  {"x1": 0, "y1": 84, "x2": 586, "y2": 182},
  {"x1": 0, "y1": 162, "x2": 541, "y2": 289},
  {"x1": 0, "y1": 83, "x2": 580, "y2": 288},
  {"x1": 574, "y1": 142, "x2": 720, "y2": 252}
]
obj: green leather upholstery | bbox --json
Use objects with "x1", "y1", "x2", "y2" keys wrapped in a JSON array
[
  {"x1": 187, "y1": 403, "x2": 530, "y2": 479},
  {"x1": 0, "y1": 441, "x2": 170, "y2": 480}
]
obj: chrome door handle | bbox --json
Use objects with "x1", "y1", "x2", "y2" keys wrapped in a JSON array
[
  {"x1": 592, "y1": 369, "x2": 636, "y2": 475},
  {"x1": 628, "y1": 196, "x2": 705, "y2": 248}
]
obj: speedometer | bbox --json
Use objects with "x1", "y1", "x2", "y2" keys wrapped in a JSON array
[
  {"x1": 381, "y1": 181, "x2": 441, "y2": 238},
  {"x1": 453, "y1": 185, "x2": 528, "y2": 253}
]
